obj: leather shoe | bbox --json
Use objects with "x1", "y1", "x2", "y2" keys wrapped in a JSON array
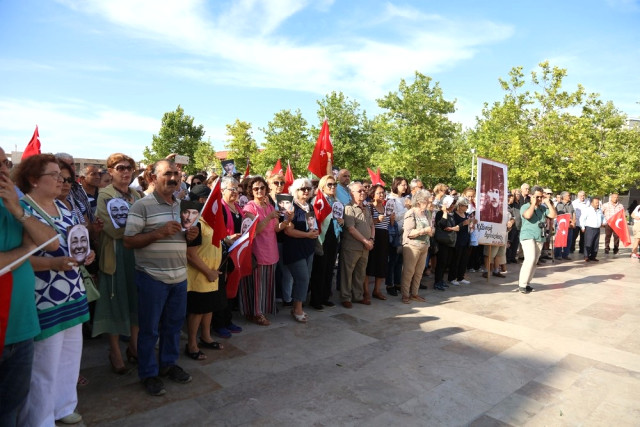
[
  {"x1": 386, "y1": 286, "x2": 398, "y2": 296},
  {"x1": 492, "y1": 272, "x2": 506, "y2": 278},
  {"x1": 355, "y1": 299, "x2": 371, "y2": 305},
  {"x1": 584, "y1": 257, "x2": 590, "y2": 262},
  {"x1": 482, "y1": 272, "x2": 488, "y2": 278},
  {"x1": 373, "y1": 292, "x2": 387, "y2": 301},
  {"x1": 341, "y1": 301, "x2": 353, "y2": 308},
  {"x1": 591, "y1": 258, "x2": 599, "y2": 262}
]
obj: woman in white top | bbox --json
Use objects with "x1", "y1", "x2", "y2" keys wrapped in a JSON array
[{"x1": 385, "y1": 177, "x2": 411, "y2": 296}]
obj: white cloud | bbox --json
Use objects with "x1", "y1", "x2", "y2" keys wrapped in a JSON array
[
  {"x1": 57, "y1": 0, "x2": 514, "y2": 101},
  {"x1": 0, "y1": 98, "x2": 159, "y2": 160}
]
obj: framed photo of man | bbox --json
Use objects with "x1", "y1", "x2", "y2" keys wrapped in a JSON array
[{"x1": 475, "y1": 157, "x2": 509, "y2": 246}]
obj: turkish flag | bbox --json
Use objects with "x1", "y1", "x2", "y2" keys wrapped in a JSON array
[
  {"x1": 22, "y1": 125, "x2": 41, "y2": 160},
  {"x1": 243, "y1": 159, "x2": 251, "y2": 179},
  {"x1": 308, "y1": 119, "x2": 333, "y2": 178},
  {"x1": 608, "y1": 209, "x2": 631, "y2": 246},
  {"x1": 313, "y1": 188, "x2": 332, "y2": 234},
  {"x1": 283, "y1": 161, "x2": 294, "y2": 194},
  {"x1": 200, "y1": 178, "x2": 227, "y2": 247},
  {"x1": 271, "y1": 159, "x2": 283, "y2": 176},
  {"x1": 0, "y1": 272, "x2": 13, "y2": 354},
  {"x1": 554, "y1": 214, "x2": 570, "y2": 248},
  {"x1": 226, "y1": 217, "x2": 258, "y2": 298},
  {"x1": 367, "y1": 167, "x2": 386, "y2": 186}
]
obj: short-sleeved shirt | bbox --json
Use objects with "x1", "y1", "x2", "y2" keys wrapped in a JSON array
[
  {"x1": 342, "y1": 202, "x2": 373, "y2": 251},
  {"x1": 1, "y1": 199, "x2": 40, "y2": 345},
  {"x1": 124, "y1": 191, "x2": 188, "y2": 284},
  {"x1": 282, "y1": 203, "x2": 316, "y2": 264},
  {"x1": 243, "y1": 200, "x2": 279, "y2": 265},
  {"x1": 519, "y1": 203, "x2": 549, "y2": 242}
]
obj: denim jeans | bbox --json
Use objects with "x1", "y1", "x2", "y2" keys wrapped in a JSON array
[
  {"x1": 136, "y1": 271, "x2": 187, "y2": 379},
  {"x1": 0, "y1": 339, "x2": 34, "y2": 427},
  {"x1": 386, "y1": 245, "x2": 403, "y2": 286},
  {"x1": 286, "y1": 253, "x2": 314, "y2": 302}
]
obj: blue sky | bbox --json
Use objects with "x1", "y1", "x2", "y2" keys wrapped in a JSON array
[{"x1": 1, "y1": 0, "x2": 639, "y2": 163}]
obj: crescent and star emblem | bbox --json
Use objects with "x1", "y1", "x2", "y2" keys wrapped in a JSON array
[{"x1": 615, "y1": 218, "x2": 622, "y2": 228}]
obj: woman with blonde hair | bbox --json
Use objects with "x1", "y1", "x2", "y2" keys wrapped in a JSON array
[{"x1": 401, "y1": 189, "x2": 433, "y2": 303}]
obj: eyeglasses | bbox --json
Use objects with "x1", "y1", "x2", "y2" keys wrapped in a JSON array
[
  {"x1": 363, "y1": 185, "x2": 371, "y2": 189},
  {"x1": 272, "y1": 181, "x2": 285, "y2": 186},
  {"x1": 299, "y1": 187, "x2": 312, "y2": 192},
  {"x1": 252, "y1": 186, "x2": 266, "y2": 192},
  {"x1": 356, "y1": 189, "x2": 367, "y2": 194},
  {"x1": 40, "y1": 171, "x2": 64, "y2": 181},
  {"x1": 114, "y1": 165, "x2": 133, "y2": 172},
  {"x1": 62, "y1": 177, "x2": 74, "y2": 184},
  {"x1": 326, "y1": 183, "x2": 337, "y2": 188},
  {"x1": 225, "y1": 187, "x2": 238, "y2": 193},
  {"x1": 1, "y1": 159, "x2": 10, "y2": 168}
]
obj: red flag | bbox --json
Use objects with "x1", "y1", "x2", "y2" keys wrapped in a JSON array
[
  {"x1": 367, "y1": 167, "x2": 386, "y2": 186},
  {"x1": 226, "y1": 217, "x2": 258, "y2": 298},
  {"x1": 313, "y1": 188, "x2": 332, "y2": 235},
  {"x1": 271, "y1": 159, "x2": 283, "y2": 176},
  {"x1": 0, "y1": 272, "x2": 13, "y2": 354},
  {"x1": 243, "y1": 159, "x2": 251, "y2": 179},
  {"x1": 283, "y1": 161, "x2": 294, "y2": 194},
  {"x1": 554, "y1": 214, "x2": 570, "y2": 248},
  {"x1": 608, "y1": 209, "x2": 631, "y2": 246},
  {"x1": 308, "y1": 119, "x2": 333, "y2": 178},
  {"x1": 200, "y1": 178, "x2": 227, "y2": 247},
  {"x1": 22, "y1": 125, "x2": 41, "y2": 160}
]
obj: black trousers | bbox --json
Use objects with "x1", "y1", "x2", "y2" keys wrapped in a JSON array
[
  {"x1": 448, "y1": 246, "x2": 469, "y2": 281},
  {"x1": 434, "y1": 243, "x2": 454, "y2": 285},
  {"x1": 604, "y1": 224, "x2": 620, "y2": 251},
  {"x1": 583, "y1": 226, "x2": 600, "y2": 259},
  {"x1": 507, "y1": 228, "x2": 520, "y2": 261},
  {"x1": 309, "y1": 225, "x2": 339, "y2": 306},
  {"x1": 570, "y1": 227, "x2": 585, "y2": 253}
]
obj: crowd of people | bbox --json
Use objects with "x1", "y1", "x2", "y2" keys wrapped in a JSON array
[{"x1": 1, "y1": 146, "x2": 639, "y2": 424}]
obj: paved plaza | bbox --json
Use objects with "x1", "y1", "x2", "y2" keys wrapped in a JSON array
[{"x1": 75, "y1": 242, "x2": 640, "y2": 426}]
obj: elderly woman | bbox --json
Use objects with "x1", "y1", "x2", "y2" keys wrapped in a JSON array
[
  {"x1": 433, "y1": 195, "x2": 458, "y2": 291},
  {"x1": 364, "y1": 184, "x2": 392, "y2": 302},
  {"x1": 386, "y1": 177, "x2": 410, "y2": 296},
  {"x1": 267, "y1": 173, "x2": 294, "y2": 306},
  {"x1": 281, "y1": 178, "x2": 318, "y2": 322},
  {"x1": 448, "y1": 197, "x2": 473, "y2": 286},
  {"x1": 308, "y1": 175, "x2": 343, "y2": 310},
  {"x1": 92, "y1": 153, "x2": 141, "y2": 373},
  {"x1": 241, "y1": 176, "x2": 280, "y2": 326},
  {"x1": 401, "y1": 189, "x2": 433, "y2": 303},
  {"x1": 15, "y1": 154, "x2": 95, "y2": 426}
]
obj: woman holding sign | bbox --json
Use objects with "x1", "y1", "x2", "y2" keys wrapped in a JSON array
[
  {"x1": 93, "y1": 153, "x2": 141, "y2": 374},
  {"x1": 15, "y1": 154, "x2": 95, "y2": 426}
]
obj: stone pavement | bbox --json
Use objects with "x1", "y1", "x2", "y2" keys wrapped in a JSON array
[{"x1": 74, "y1": 245, "x2": 640, "y2": 426}]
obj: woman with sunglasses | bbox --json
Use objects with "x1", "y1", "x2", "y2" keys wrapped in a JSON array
[
  {"x1": 240, "y1": 176, "x2": 280, "y2": 326},
  {"x1": 282, "y1": 178, "x2": 318, "y2": 322},
  {"x1": 14, "y1": 154, "x2": 95, "y2": 426},
  {"x1": 92, "y1": 154, "x2": 142, "y2": 374},
  {"x1": 267, "y1": 173, "x2": 295, "y2": 306},
  {"x1": 308, "y1": 175, "x2": 343, "y2": 310}
]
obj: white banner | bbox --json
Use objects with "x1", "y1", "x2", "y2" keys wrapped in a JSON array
[{"x1": 475, "y1": 157, "x2": 508, "y2": 246}]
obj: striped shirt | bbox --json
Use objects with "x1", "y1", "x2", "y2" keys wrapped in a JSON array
[{"x1": 124, "y1": 191, "x2": 188, "y2": 284}]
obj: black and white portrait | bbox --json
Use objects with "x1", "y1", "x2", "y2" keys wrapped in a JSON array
[
  {"x1": 479, "y1": 163, "x2": 505, "y2": 223},
  {"x1": 107, "y1": 198, "x2": 129, "y2": 229},
  {"x1": 67, "y1": 224, "x2": 90, "y2": 264},
  {"x1": 221, "y1": 160, "x2": 236, "y2": 177},
  {"x1": 332, "y1": 201, "x2": 344, "y2": 219}
]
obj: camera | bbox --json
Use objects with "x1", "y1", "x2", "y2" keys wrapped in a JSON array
[{"x1": 538, "y1": 222, "x2": 546, "y2": 238}]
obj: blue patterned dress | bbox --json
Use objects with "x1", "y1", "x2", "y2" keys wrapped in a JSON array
[{"x1": 22, "y1": 198, "x2": 89, "y2": 340}]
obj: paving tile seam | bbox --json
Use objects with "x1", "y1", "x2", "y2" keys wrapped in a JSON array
[{"x1": 411, "y1": 305, "x2": 640, "y2": 373}]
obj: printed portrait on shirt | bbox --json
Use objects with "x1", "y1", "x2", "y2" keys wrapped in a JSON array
[
  {"x1": 67, "y1": 224, "x2": 90, "y2": 264},
  {"x1": 107, "y1": 198, "x2": 130, "y2": 229}
]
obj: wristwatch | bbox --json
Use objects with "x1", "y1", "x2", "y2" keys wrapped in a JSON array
[{"x1": 17, "y1": 208, "x2": 32, "y2": 223}]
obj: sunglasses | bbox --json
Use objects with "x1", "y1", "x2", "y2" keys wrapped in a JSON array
[
  {"x1": 299, "y1": 187, "x2": 312, "y2": 192},
  {"x1": 356, "y1": 189, "x2": 367, "y2": 194},
  {"x1": 191, "y1": 181, "x2": 202, "y2": 186},
  {"x1": 114, "y1": 165, "x2": 133, "y2": 172},
  {"x1": 252, "y1": 186, "x2": 266, "y2": 192},
  {"x1": 62, "y1": 177, "x2": 74, "y2": 184},
  {"x1": 326, "y1": 183, "x2": 337, "y2": 188},
  {"x1": 272, "y1": 181, "x2": 285, "y2": 186}
]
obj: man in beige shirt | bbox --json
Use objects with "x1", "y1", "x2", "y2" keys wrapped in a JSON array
[{"x1": 339, "y1": 182, "x2": 374, "y2": 308}]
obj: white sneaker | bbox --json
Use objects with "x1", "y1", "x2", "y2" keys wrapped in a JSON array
[
  {"x1": 450, "y1": 280, "x2": 461, "y2": 286},
  {"x1": 632, "y1": 253, "x2": 639, "y2": 259},
  {"x1": 468, "y1": 268, "x2": 476, "y2": 273},
  {"x1": 460, "y1": 279, "x2": 471, "y2": 285},
  {"x1": 57, "y1": 412, "x2": 82, "y2": 424},
  {"x1": 478, "y1": 267, "x2": 487, "y2": 273}
]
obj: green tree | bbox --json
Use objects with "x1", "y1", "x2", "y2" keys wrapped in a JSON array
[
  {"x1": 143, "y1": 105, "x2": 205, "y2": 173},
  {"x1": 467, "y1": 62, "x2": 640, "y2": 194},
  {"x1": 225, "y1": 119, "x2": 258, "y2": 172},
  {"x1": 312, "y1": 91, "x2": 375, "y2": 179},
  {"x1": 255, "y1": 109, "x2": 312, "y2": 177},
  {"x1": 376, "y1": 72, "x2": 460, "y2": 184},
  {"x1": 193, "y1": 138, "x2": 219, "y2": 173}
]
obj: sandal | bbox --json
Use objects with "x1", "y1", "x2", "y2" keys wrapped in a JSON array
[
  {"x1": 410, "y1": 295, "x2": 426, "y2": 302},
  {"x1": 372, "y1": 292, "x2": 387, "y2": 301},
  {"x1": 291, "y1": 310, "x2": 308, "y2": 323},
  {"x1": 199, "y1": 340, "x2": 224, "y2": 350},
  {"x1": 185, "y1": 344, "x2": 207, "y2": 360},
  {"x1": 254, "y1": 314, "x2": 271, "y2": 326},
  {"x1": 402, "y1": 296, "x2": 410, "y2": 304}
]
